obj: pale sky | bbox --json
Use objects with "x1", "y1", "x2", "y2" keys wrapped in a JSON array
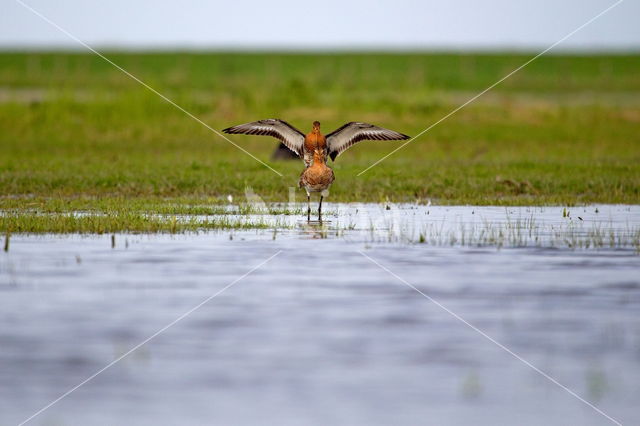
[{"x1": 1, "y1": 0, "x2": 638, "y2": 50}]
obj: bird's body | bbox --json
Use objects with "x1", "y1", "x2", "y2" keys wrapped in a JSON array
[
  {"x1": 222, "y1": 119, "x2": 410, "y2": 220},
  {"x1": 299, "y1": 150, "x2": 334, "y2": 194}
]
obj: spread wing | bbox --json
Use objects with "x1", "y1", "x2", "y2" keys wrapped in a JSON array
[
  {"x1": 222, "y1": 119, "x2": 305, "y2": 157},
  {"x1": 326, "y1": 122, "x2": 410, "y2": 161}
]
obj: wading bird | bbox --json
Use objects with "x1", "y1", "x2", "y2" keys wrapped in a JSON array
[{"x1": 222, "y1": 119, "x2": 410, "y2": 219}]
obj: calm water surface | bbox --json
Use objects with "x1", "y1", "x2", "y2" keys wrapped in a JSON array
[{"x1": 1, "y1": 205, "x2": 639, "y2": 425}]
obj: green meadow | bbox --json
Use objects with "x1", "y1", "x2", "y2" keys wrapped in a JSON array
[{"x1": 1, "y1": 51, "x2": 639, "y2": 231}]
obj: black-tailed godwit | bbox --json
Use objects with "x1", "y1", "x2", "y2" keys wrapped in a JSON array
[{"x1": 222, "y1": 119, "x2": 410, "y2": 219}]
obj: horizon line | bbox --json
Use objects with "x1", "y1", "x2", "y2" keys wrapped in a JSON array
[{"x1": 1, "y1": 44, "x2": 639, "y2": 55}]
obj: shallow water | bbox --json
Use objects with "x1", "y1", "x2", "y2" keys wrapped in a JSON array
[
  {"x1": 182, "y1": 203, "x2": 640, "y2": 249},
  {"x1": 1, "y1": 205, "x2": 639, "y2": 425}
]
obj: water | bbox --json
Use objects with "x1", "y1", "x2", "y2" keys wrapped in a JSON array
[{"x1": 1, "y1": 205, "x2": 639, "y2": 425}]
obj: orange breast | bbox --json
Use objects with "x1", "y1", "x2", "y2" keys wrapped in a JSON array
[{"x1": 304, "y1": 132, "x2": 326, "y2": 152}]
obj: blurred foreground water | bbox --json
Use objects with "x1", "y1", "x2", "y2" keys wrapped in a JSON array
[{"x1": 1, "y1": 205, "x2": 639, "y2": 425}]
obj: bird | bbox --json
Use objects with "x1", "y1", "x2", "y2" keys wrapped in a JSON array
[
  {"x1": 298, "y1": 148, "x2": 335, "y2": 220},
  {"x1": 222, "y1": 119, "x2": 410, "y2": 219}
]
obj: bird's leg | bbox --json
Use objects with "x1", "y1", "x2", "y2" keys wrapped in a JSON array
[
  {"x1": 318, "y1": 196, "x2": 323, "y2": 221},
  {"x1": 307, "y1": 195, "x2": 311, "y2": 221}
]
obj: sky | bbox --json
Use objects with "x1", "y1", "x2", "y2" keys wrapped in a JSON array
[{"x1": 1, "y1": 0, "x2": 639, "y2": 51}]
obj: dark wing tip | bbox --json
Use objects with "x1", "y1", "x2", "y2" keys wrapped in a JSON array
[
  {"x1": 222, "y1": 127, "x2": 234, "y2": 134},
  {"x1": 330, "y1": 151, "x2": 338, "y2": 161},
  {"x1": 399, "y1": 133, "x2": 411, "y2": 140}
]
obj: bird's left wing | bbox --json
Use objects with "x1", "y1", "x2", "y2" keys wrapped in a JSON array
[
  {"x1": 222, "y1": 119, "x2": 305, "y2": 157},
  {"x1": 326, "y1": 122, "x2": 410, "y2": 161}
]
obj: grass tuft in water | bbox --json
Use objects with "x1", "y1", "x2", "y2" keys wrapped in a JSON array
[
  {"x1": 0, "y1": 212, "x2": 292, "y2": 234},
  {"x1": 388, "y1": 218, "x2": 640, "y2": 251}
]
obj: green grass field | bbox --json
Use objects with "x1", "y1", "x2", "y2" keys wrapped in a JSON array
[{"x1": 1, "y1": 51, "x2": 639, "y2": 232}]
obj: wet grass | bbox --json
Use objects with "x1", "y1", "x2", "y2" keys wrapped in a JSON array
[
  {"x1": 365, "y1": 215, "x2": 640, "y2": 250},
  {"x1": 0, "y1": 211, "x2": 288, "y2": 234},
  {"x1": 1, "y1": 51, "x2": 639, "y2": 232},
  {"x1": 0, "y1": 196, "x2": 304, "y2": 216},
  {"x1": 408, "y1": 221, "x2": 640, "y2": 250},
  {"x1": 2, "y1": 203, "x2": 639, "y2": 251}
]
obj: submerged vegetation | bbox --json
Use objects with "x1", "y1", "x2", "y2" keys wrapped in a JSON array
[
  {"x1": 3, "y1": 205, "x2": 638, "y2": 252},
  {"x1": 0, "y1": 211, "x2": 290, "y2": 234},
  {"x1": 0, "y1": 196, "x2": 304, "y2": 216},
  {"x1": 1, "y1": 52, "x2": 639, "y2": 232},
  {"x1": 381, "y1": 217, "x2": 640, "y2": 250}
]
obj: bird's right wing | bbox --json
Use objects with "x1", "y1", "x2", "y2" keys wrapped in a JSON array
[
  {"x1": 222, "y1": 119, "x2": 305, "y2": 157},
  {"x1": 326, "y1": 122, "x2": 410, "y2": 161}
]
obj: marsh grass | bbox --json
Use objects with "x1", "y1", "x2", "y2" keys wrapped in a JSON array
[
  {"x1": 1, "y1": 52, "x2": 639, "y2": 233},
  {"x1": 0, "y1": 196, "x2": 308, "y2": 215},
  {"x1": 392, "y1": 217, "x2": 640, "y2": 250},
  {"x1": 2, "y1": 204, "x2": 639, "y2": 251},
  {"x1": 0, "y1": 211, "x2": 291, "y2": 234}
]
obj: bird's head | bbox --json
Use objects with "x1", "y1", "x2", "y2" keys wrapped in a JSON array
[{"x1": 312, "y1": 121, "x2": 321, "y2": 133}]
